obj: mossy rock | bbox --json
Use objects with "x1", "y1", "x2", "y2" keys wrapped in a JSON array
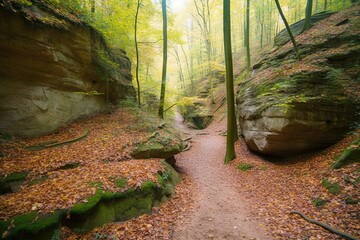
[
  {"x1": 332, "y1": 138, "x2": 360, "y2": 169},
  {"x1": 0, "y1": 162, "x2": 181, "y2": 239},
  {"x1": 0, "y1": 211, "x2": 65, "y2": 240},
  {"x1": 131, "y1": 135, "x2": 183, "y2": 160},
  {"x1": 0, "y1": 172, "x2": 29, "y2": 194}
]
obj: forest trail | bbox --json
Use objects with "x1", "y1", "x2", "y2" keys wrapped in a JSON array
[{"x1": 172, "y1": 112, "x2": 272, "y2": 240}]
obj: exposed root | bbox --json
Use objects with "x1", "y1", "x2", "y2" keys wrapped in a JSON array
[{"x1": 290, "y1": 211, "x2": 359, "y2": 240}]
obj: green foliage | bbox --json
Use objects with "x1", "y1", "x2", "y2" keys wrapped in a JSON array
[
  {"x1": 237, "y1": 163, "x2": 254, "y2": 171},
  {"x1": 322, "y1": 178, "x2": 341, "y2": 195}
]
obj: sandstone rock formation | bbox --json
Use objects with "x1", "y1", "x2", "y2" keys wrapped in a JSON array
[
  {"x1": 237, "y1": 6, "x2": 360, "y2": 156},
  {"x1": 0, "y1": 2, "x2": 134, "y2": 137}
]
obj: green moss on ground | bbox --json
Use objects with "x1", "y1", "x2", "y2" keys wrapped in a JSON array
[
  {"x1": 29, "y1": 175, "x2": 48, "y2": 186},
  {"x1": 237, "y1": 163, "x2": 254, "y2": 171},
  {"x1": 332, "y1": 138, "x2": 360, "y2": 169},
  {"x1": 114, "y1": 178, "x2": 127, "y2": 188},
  {"x1": 3, "y1": 172, "x2": 29, "y2": 182},
  {"x1": 322, "y1": 178, "x2": 341, "y2": 195},
  {"x1": 312, "y1": 197, "x2": 328, "y2": 207}
]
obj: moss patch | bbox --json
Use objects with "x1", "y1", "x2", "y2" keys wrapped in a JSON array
[
  {"x1": 312, "y1": 197, "x2": 328, "y2": 207},
  {"x1": 322, "y1": 178, "x2": 341, "y2": 195},
  {"x1": 332, "y1": 138, "x2": 360, "y2": 169},
  {"x1": 114, "y1": 178, "x2": 127, "y2": 188},
  {"x1": 3, "y1": 172, "x2": 29, "y2": 182},
  {"x1": 237, "y1": 163, "x2": 254, "y2": 171},
  {"x1": 0, "y1": 211, "x2": 65, "y2": 239},
  {"x1": 29, "y1": 175, "x2": 48, "y2": 186}
]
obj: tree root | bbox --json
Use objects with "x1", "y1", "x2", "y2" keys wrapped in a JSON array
[
  {"x1": 290, "y1": 211, "x2": 359, "y2": 240},
  {"x1": 183, "y1": 143, "x2": 191, "y2": 152},
  {"x1": 25, "y1": 130, "x2": 90, "y2": 151}
]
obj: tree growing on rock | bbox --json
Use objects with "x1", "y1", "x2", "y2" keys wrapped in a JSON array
[
  {"x1": 274, "y1": 0, "x2": 301, "y2": 60},
  {"x1": 302, "y1": 0, "x2": 313, "y2": 32}
]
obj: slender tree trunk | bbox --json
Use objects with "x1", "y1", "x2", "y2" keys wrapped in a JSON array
[
  {"x1": 173, "y1": 46, "x2": 185, "y2": 89},
  {"x1": 324, "y1": 0, "x2": 328, "y2": 10},
  {"x1": 134, "y1": 0, "x2": 142, "y2": 107},
  {"x1": 302, "y1": 0, "x2": 313, "y2": 32},
  {"x1": 224, "y1": 0, "x2": 238, "y2": 164},
  {"x1": 245, "y1": 0, "x2": 251, "y2": 72},
  {"x1": 180, "y1": 44, "x2": 193, "y2": 87},
  {"x1": 274, "y1": 0, "x2": 301, "y2": 60},
  {"x1": 158, "y1": 0, "x2": 167, "y2": 118},
  {"x1": 90, "y1": 0, "x2": 95, "y2": 14}
]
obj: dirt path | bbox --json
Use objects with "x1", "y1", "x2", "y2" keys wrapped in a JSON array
[{"x1": 172, "y1": 113, "x2": 272, "y2": 240}]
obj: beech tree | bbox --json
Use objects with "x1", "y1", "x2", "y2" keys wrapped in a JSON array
[
  {"x1": 245, "y1": 0, "x2": 251, "y2": 72},
  {"x1": 158, "y1": 0, "x2": 168, "y2": 118},
  {"x1": 223, "y1": 0, "x2": 238, "y2": 164},
  {"x1": 134, "y1": 0, "x2": 143, "y2": 107},
  {"x1": 302, "y1": 0, "x2": 313, "y2": 32}
]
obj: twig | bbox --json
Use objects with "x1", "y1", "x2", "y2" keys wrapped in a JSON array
[{"x1": 290, "y1": 211, "x2": 359, "y2": 240}]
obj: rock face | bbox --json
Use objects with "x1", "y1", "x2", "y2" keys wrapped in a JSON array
[
  {"x1": 237, "y1": 6, "x2": 360, "y2": 157},
  {"x1": 0, "y1": 2, "x2": 135, "y2": 137}
]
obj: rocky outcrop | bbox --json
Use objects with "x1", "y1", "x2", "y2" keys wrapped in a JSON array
[
  {"x1": 131, "y1": 130, "x2": 184, "y2": 161},
  {"x1": 237, "y1": 6, "x2": 360, "y2": 157},
  {"x1": 0, "y1": 1, "x2": 135, "y2": 137}
]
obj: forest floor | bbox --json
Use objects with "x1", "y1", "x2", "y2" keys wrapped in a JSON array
[
  {"x1": 172, "y1": 112, "x2": 359, "y2": 240},
  {"x1": 0, "y1": 107, "x2": 359, "y2": 239}
]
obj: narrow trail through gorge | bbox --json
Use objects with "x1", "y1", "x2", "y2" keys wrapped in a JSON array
[{"x1": 172, "y1": 112, "x2": 272, "y2": 240}]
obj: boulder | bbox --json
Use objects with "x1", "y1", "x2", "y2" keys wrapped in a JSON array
[
  {"x1": 131, "y1": 131, "x2": 184, "y2": 160},
  {"x1": 237, "y1": 6, "x2": 360, "y2": 157},
  {"x1": 0, "y1": 2, "x2": 135, "y2": 137}
]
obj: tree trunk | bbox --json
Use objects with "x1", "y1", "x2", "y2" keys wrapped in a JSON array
[
  {"x1": 158, "y1": 0, "x2": 167, "y2": 118},
  {"x1": 223, "y1": 0, "x2": 238, "y2": 164},
  {"x1": 302, "y1": 0, "x2": 313, "y2": 32},
  {"x1": 134, "y1": 0, "x2": 142, "y2": 107},
  {"x1": 245, "y1": 0, "x2": 251, "y2": 72},
  {"x1": 274, "y1": 0, "x2": 301, "y2": 60}
]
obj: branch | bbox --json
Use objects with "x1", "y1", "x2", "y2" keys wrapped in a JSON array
[
  {"x1": 290, "y1": 211, "x2": 359, "y2": 240},
  {"x1": 163, "y1": 103, "x2": 177, "y2": 112},
  {"x1": 25, "y1": 130, "x2": 90, "y2": 151}
]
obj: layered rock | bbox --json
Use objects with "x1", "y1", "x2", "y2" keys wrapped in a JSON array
[
  {"x1": 0, "y1": 2, "x2": 134, "y2": 137},
  {"x1": 237, "y1": 5, "x2": 360, "y2": 156}
]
